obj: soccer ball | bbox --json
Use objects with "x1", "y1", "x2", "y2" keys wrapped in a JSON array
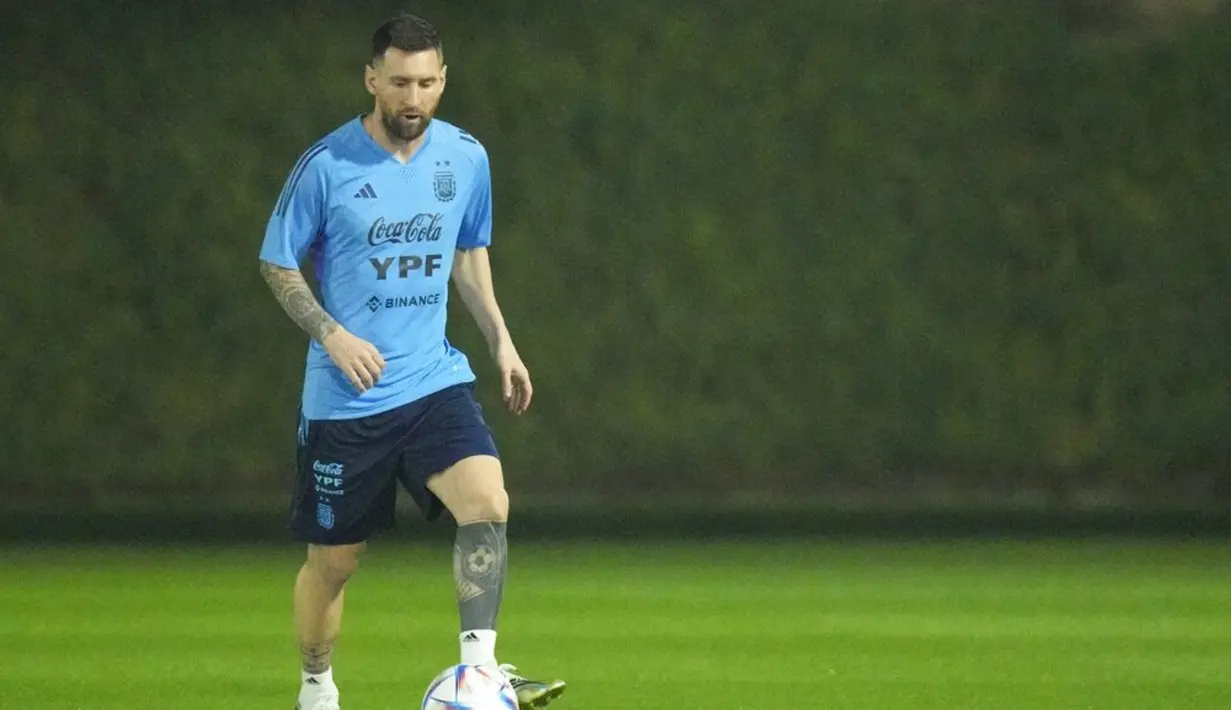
[{"x1": 421, "y1": 663, "x2": 518, "y2": 710}]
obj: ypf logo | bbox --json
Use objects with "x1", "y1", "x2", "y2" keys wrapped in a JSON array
[
  {"x1": 370, "y1": 254, "x2": 444, "y2": 279},
  {"x1": 312, "y1": 460, "x2": 344, "y2": 490}
]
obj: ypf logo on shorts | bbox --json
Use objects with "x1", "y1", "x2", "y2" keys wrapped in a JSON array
[{"x1": 312, "y1": 460, "x2": 345, "y2": 495}]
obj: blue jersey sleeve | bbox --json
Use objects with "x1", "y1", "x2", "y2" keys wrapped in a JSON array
[
  {"x1": 457, "y1": 152, "x2": 493, "y2": 249},
  {"x1": 259, "y1": 145, "x2": 329, "y2": 268}
]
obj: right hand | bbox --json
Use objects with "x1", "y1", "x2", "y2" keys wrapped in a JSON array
[{"x1": 321, "y1": 329, "x2": 386, "y2": 393}]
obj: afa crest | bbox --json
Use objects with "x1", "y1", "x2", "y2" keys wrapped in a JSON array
[
  {"x1": 433, "y1": 171, "x2": 456, "y2": 202},
  {"x1": 316, "y1": 502, "x2": 335, "y2": 530}
]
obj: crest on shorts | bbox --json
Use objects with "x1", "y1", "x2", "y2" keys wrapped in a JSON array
[
  {"x1": 433, "y1": 171, "x2": 456, "y2": 202},
  {"x1": 317, "y1": 502, "x2": 335, "y2": 530}
]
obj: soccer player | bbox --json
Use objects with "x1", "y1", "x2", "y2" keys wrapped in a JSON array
[{"x1": 257, "y1": 13, "x2": 566, "y2": 710}]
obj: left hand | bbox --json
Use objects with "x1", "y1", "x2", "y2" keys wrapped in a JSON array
[{"x1": 495, "y1": 341, "x2": 533, "y2": 415}]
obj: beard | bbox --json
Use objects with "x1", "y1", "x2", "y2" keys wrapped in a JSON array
[{"x1": 380, "y1": 106, "x2": 432, "y2": 143}]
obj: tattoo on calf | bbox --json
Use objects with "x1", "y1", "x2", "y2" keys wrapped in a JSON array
[
  {"x1": 300, "y1": 640, "x2": 334, "y2": 674},
  {"x1": 454, "y1": 522, "x2": 508, "y2": 630},
  {"x1": 259, "y1": 261, "x2": 339, "y2": 343}
]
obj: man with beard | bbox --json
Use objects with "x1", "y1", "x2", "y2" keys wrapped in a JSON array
[{"x1": 258, "y1": 13, "x2": 566, "y2": 710}]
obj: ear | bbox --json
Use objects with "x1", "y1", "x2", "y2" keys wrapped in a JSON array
[
  {"x1": 440, "y1": 64, "x2": 448, "y2": 87},
  {"x1": 364, "y1": 63, "x2": 378, "y2": 97}
]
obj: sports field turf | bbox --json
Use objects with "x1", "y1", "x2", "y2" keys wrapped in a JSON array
[{"x1": 3, "y1": 539, "x2": 1228, "y2": 709}]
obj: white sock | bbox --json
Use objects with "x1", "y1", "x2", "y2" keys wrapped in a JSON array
[
  {"x1": 459, "y1": 629, "x2": 498, "y2": 666},
  {"x1": 301, "y1": 667, "x2": 336, "y2": 691}
]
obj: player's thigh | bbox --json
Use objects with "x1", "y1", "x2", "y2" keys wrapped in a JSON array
[
  {"x1": 397, "y1": 383, "x2": 504, "y2": 523},
  {"x1": 426, "y1": 455, "x2": 508, "y2": 524}
]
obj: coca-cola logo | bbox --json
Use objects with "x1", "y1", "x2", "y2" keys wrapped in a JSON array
[
  {"x1": 368, "y1": 213, "x2": 443, "y2": 246},
  {"x1": 312, "y1": 460, "x2": 344, "y2": 476}
]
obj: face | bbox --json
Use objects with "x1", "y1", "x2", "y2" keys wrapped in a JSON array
[{"x1": 366, "y1": 47, "x2": 447, "y2": 143}]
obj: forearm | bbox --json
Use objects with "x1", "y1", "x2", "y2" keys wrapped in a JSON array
[
  {"x1": 453, "y1": 250, "x2": 512, "y2": 355},
  {"x1": 458, "y1": 282, "x2": 511, "y2": 355},
  {"x1": 258, "y1": 260, "x2": 340, "y2": 343}
]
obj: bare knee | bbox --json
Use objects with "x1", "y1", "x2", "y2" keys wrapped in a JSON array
[
  {"x1": 304, "y1": 542, "x2": 364, "y2": 587},
  {"x1": 429, "y1": 456, "x2": 510, "y2": 524},
  {"x1": 454, "y1": 486, "x2": 509, "y2": 524}
]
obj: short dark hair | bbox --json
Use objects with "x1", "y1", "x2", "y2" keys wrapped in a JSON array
[{"x1": 370, "y1": 13, "x2": 442, "y2": 64}]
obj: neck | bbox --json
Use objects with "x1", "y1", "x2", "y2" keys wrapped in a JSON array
[{"x1": 363, "y1": 112, "x2": 427, "y2": 163}]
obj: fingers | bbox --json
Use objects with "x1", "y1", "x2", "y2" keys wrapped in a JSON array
[
  {"x1": 367, "y1": 344, "x2": 387, "y2": 371},
  {"x1": 343, "y1": 365, "x2": 368, "y2": 393},
  {"x1": 517, "y1": 373, "x2": 533, "y2": 414},
  {"x1": 361, "y1": 348, "x2": 385, "y2": 382},
  {"x1": 501, "y1": 368, "x2": 514, "y2": 407},
  {"x1": 351, "y1": 362, "x2": 376, "y2": 392},
  {"x1": 508, "y1": 370, "x2": 532, "y2": 415},
  {"x1": 344, "y1": 345, "x2": 385, "y2": 393}
]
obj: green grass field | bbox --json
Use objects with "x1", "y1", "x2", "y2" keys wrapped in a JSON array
[{"x1": 3, "y1": 540, "x2": 1229, "y2": 709}]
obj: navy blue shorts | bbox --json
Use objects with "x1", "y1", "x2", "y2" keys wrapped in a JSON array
[{"x1": 290, "y1": 382, "x2": 499, "y2": 545}]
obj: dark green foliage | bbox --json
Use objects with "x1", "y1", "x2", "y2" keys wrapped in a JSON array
[{"x1": 4, "y1": 1, "x2": 1228, "y2": 503}]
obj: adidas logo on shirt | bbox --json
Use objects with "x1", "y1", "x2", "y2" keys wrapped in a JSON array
[{"x1": 353, "y1": 183, "x2": 378, "y2": 199}]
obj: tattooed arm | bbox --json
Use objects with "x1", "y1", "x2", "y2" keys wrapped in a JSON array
[
  {"x1": 258, "y1": 261, "x2": 339, "y2": 343},
  {"x1": 259, "y1": 260, "x2": 385, "y2": 391}
]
